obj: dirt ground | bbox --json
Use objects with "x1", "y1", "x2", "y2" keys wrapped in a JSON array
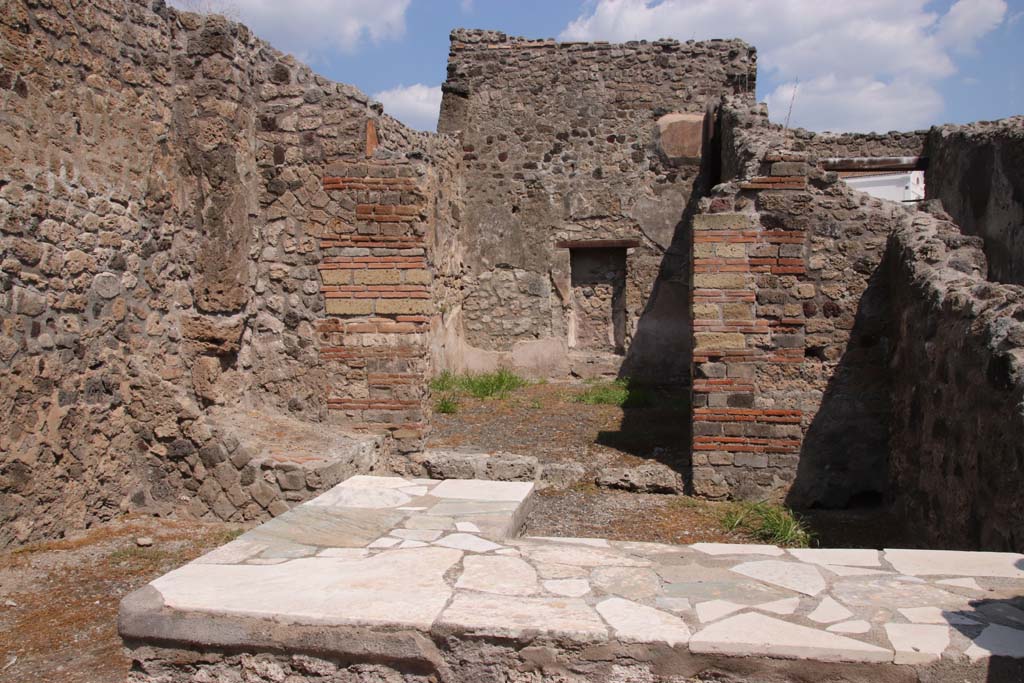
[
  {"x1": 428, "y1": 382, "x2": 757, "y2": 544},
  {"x1": 429, "y1": 381, "x2": 909, "y2": 549},
  {"x1": 0, "y1": 517, "x2": 244, "y2": 683},
  {"x1": 429, "y1": 381, "x2": 690, "y2": 473}
]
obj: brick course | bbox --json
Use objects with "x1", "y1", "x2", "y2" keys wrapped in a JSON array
[
  {"x1": 692, "y1": 101, "x2": 919, "y2": 504},
  {"x1": 690, "y1": 201, "x2": 809, "y2": 498},
  {"x1": 316, "y1": 161, "x2": 437, "y2": 451}
]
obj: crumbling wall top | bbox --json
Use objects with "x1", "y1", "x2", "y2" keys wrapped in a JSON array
[
  {"x1": 887, "y1": 202, "x2": 1024, "y2": 550},
  {"x1": 719, "y1": 98, "x2": 928, "y2": 182},
  {"x1": 448, "y1": 27, "x2": 756, "y2": 55},
  {"x1": 929, "y1": 115, "x2": 1024, "y2": 139},
  {"x1": 924, "y1": 115, "x2": 1024, "y2": 285}
]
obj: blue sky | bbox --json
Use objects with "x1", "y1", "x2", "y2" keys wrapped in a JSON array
[{"x1": 172, "y1": 0, "x2": 1023, "y2": 133}]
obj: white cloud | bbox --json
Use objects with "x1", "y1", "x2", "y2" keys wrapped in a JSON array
[
  {"x1": 935, "y1": 0, "x2": 1007, "y2": 52},
  {"x1": 169, "y1": 0, "x2": 411, "y2": 60},
  {"x1": 560, "y1": 0, "x2": 1007, "y2": 132},
  {"x1": 765, "y1": 76, "x2": 943, "y2": 133},
  {"x1": 373, "y1": 83, "x2": 443, "y2": 131}
]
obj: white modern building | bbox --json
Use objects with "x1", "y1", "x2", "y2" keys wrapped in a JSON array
[{"x1": 842, "y1": 170, "x2": 925, "y2": 202}]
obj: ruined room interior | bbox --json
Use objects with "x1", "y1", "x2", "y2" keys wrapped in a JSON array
[{"x1": 1, "y1": 1, "x2": 1023, "y2": 681}]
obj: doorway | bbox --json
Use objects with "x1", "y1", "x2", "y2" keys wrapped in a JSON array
[{"x1": 569, "y1": 247, "x2": 627, "y2": 355}]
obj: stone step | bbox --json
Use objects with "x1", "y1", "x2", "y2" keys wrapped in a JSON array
[{"x1": 121, "y1": 475, "x2": 1024, "y2": 682}]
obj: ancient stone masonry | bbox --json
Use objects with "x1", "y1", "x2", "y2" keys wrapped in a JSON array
[
  {"x1": 315, "y1": 159, "x2": 437, "y2": 452},
  {"x1": 720, "y1": 100, "x2": 927, "y2": 181},
  {"x1": 0, "y1": 0, "x2": 451, "y2": 546},
  {"x1": 435, "y1": 29, "x2": 756, "y2": 381},
  {"x1": 887, "y1": 206, "x2": 1024, "y2": 551},
  {"x1": 689, "y1": 204, "x2": 807, "y2": 500},
  {"x1": 690, "y1": 102, "x2": 1024, "y2": 532},
  {"x1": 925, "y1": 117, "x2": 1024, "y2": 285},
  {"x1": 4, "y1": 0, "x2": 1024, "y2": 554},
  {"x1": 691, "y1": 100, "x2": 927, "y2": 505}
]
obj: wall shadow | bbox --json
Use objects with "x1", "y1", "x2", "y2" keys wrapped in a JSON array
[
  {"x1": 948, "y1": 558, "x2": 1024, "y2": 682},
  {"x1": 595, "y1": 110, "x2": 720, "y2": 484},
  {"x1": 594, "y1": 384, "x2": 692, "y2": 476},
  {"x1": 785, "y1": 254, "x2": 894, "y2": 516}
]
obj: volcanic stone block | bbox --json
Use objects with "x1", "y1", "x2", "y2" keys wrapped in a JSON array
[
  {"x1": 694, "y1": 273, "x2": 748, "y2": 289},
  {"x1": 320, "y1": 269, "x2": 352, "y2": 285},
  {"x1": 354, "y1": 269, "x2": 401, "y2": 285},
  {"x1": 694, "y1": 332, "x2": 746, "y2": 350},
  {"x1": 693, "y1": 213, "x2": 759, "y2": 231},
  {"x1": 326, "y1": 299, "x2": 374, "y2": 315},
  {"x1": 404, "y1": 269, "x2": 431, "y2": 284},
  {"x1": 180, "y1": 314, "x2": 245, "y2": 355},
  {"x1": 376, "y1": 299, "x2": 432, "y2": 315}
]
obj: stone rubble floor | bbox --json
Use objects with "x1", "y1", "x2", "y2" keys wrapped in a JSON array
[{"x1": 121, "y1": 476, "x2": 1024, "y2": 670}]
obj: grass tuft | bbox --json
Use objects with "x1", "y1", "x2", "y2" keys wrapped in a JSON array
[
  {"x1": 572, "y1": 378, "x2": 653, "y2": 407},
  {"x1": 429, "y1": 369, "x2": 528, "y2": 400},
  {"x1": 430, "y1": 369, "x2": 529, "y2": 415},
  {"x1": 106, "y1": 546, "x2": 174, "y2": 566},
  {"x1": 434, "y1": 395, "x2": 459, "y2": 414},
  {"x1": 214, "y1": 527, "x2": 245, "y2": 545},
  {"x1": 459, "y1": 369, "x2": 528, "y2": 398},
  {"x1": 721, "y1": 501, "x2": 813, "y2": 548},
  {"x1": 429, "y1": 370, "x2": 459, "y2": 393}
]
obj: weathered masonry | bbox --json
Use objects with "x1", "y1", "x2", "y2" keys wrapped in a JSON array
[
  {"x1": 434, "y1": 30, "x2": 755, "y2": 382},
  {"x1": 0, "y1": 0, "x2": 458, "y2": 545},
  {"x1": 686, "y1": 107, "x2": 1024, "y2": 550},
  {"x1": 2, "y1": 0, "x2": 1023, "y2": 552}
]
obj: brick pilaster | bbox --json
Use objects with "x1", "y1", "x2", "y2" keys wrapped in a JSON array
[
  {"x1": 316, "y1": 157, "x2": 434, "y2": 452},
  {"x1": 690, "y1": 177, "x2": 809, "y2": 498}
]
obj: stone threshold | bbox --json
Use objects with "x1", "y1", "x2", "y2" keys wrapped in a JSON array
[{"x1": 120, "y1": 476, "x2": 1024, "y2": 681}]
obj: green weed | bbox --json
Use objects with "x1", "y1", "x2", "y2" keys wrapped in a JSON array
[
  {"x1": 459, "y1": 369, "x2": 528, "y2": 398},
  {"x1": 721, "y1": 501, "x2": 813, "y2": 548},
  {"x1": 429, "y1": 371, "x2": 460, "y2": 393},
  {"x1": 434, "y1": 395, "x2": 459, "y2": 414},
  {"x1": 430, "y1": 369, "x2": 528, "y2": 400},
  {"x1": 572, "y1": 378, "x2": 653, "y2": 407},
  {"x1": 107, "y1": 546, "x2": 173, "y2": 565},
  {"x1": 213, "y1": 527, "x2": 245, "y2": 545}
]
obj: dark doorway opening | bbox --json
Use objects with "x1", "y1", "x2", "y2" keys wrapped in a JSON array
[{"x1": 569, "y1": 247, "x2": 627, "y2": 355}]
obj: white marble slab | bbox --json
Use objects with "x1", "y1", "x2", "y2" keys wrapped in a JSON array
[
  {"x1": 885, "y1": 549, "x2": 1024, "y2": 578},
  {"x1": 691, "y1": 613, "x2": 892, "y2": 663},
  {"x1": 125, "y1": 475, "x2": 1024, "y2": 674}
]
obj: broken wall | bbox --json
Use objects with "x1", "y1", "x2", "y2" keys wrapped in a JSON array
[
  {"x1": 886, "y1": 207, "x2": 1024, "y2": 551},
  {"x1": 691, "y1": 101, "x2": 921, "y2": 504},
  {"x1": 700, "y1": 104, "x2": 1024, "y2": 533},
  {"x1": 0, "y1": 0, "x2": 446, "y2": 546},
  {"x1": 720, "y1": 101, "x2": 926, "y2": 182},
  {"x1": 925, "y1": 117, "x2": 1024, "y2": 285},
  {"x1": 436, "y1": 30, "x2": 756, "y2": 382}
]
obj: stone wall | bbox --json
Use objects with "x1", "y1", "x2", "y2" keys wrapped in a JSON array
[
  {"x1": 4, "y1": 0, "x2": 1023, "y2": 545},
  {"x1": 316, "y1": 153, "x2": 449, "y2": 453},
  {"x1": 720, "y1": 98, "x2": 927, "y2": 182},
  {"x1": 697, "y1": 103, "x2": 1024, "y2": 528},
  {"x1": 790, "y1": 128, "x2": 926, "y2": 164},
  {"x1": 886, "y1": 205, "x2": 1024, "y2": 551},
  {"x1": 691, "y1": 102, "x2": 916, "y2": 504},
  {"x1": 925, "y1": 117, "x2": 1024, "y2": 285},
  {"x1": 0, "y1": 0, "x2": 447, "y2": 545},
  {"x1": 435, "y1": 30, "x2": 756, "y2": 381}
]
